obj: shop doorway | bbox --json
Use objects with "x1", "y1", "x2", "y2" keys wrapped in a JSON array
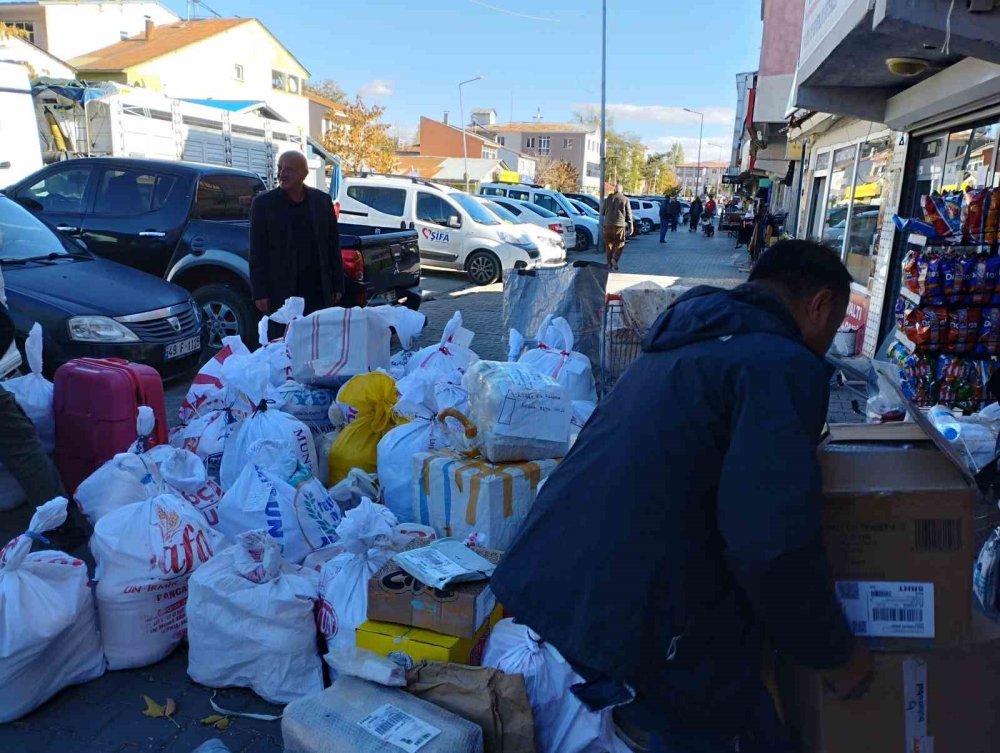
[{"x1": 806, "y1": 176, "x2": 827, "y2": 240}]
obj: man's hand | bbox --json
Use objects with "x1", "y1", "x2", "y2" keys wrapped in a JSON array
[
  {"x1": 254, "y1": 298, "x2": 270, "y2": 314},
  {"x1": 823, "y1": 638, "x2": 873, "y2": 700}
]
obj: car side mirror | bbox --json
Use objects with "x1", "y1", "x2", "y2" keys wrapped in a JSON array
[{"x1": 447, "y1": 215, "x2": 462, "y2": 229}]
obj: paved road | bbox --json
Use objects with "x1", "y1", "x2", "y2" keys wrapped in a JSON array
[{"x1": 2, "y1": 226, "x2": 746, "y2": 753}]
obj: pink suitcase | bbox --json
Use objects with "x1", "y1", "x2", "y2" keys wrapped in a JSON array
[{"x1": 54, "y1": 357, "x2": 168, "y2": 495}]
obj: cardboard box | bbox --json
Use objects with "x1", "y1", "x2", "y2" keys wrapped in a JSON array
[
  {"x1": 367, "y1": 544, "x2": 502, "y2": 639},
  {"x1": 411, "y1": 451, "x2": 559, "y2": 551},
  {"x1": 820, "y1": 441, "x2": 977, "y2": 651},
  {"x1": 784, "y1": 643, "x2": 1000, "y2": 753},
  {"x1": 356, "y1": 604, "x2": 504, "y2": 667}
]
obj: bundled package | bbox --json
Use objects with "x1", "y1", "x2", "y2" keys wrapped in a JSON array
[
  {"x1": 219, "y1": 358, "x2": 317, "y2": 490},
  {"x1": 517, "y1": 316, "x2": 596, "y2": 402},
  {"x1": 217, "y1": 439, "x2": 341, "y2": 563},
  {"x1": 378, "y1": 370, "x2": 467, "y2": 523},
  {"x1": 461, "y1": 361, "x2": 571, "y2": 463},
  {"x1": 329, "y1": 467, "x2": 381, "y2": 514},
  {"x1": 0, "y1": 498, "x2": 105, "y2": 723},
  {"x1": 282, "y1": 675, "x2": 484, "y2": 753},
  {"x1": 171, "y1": 408, "x2": 239, "y2": 483},
  {"x1": 151, "y1": 446, "x2": 224, "y2": 527},
  {"x1": 251, "y1": 296, "x2": 304, "y2": 387},
  {"x1": 178, "y1": 336, "x2": 251, "y2": 424},
  {"x1": 186, "y1": 530, "x2": 323, "y2": 704},
  {"x1": 315, "y1": 498, "x2": 398, "y2": 650},
  {"x1": 388, "y1": 307, "x2": 428, "y2": 379},
  {"x1": 277, "y1": 381, "x2": 337, "y2": 434},
  {"x1": 482, "y1": 619, "x2": 630, "y2": 753},
  {"x1": 407, "y1": 311, "x2": 479, "y2": 380},
  {"x1": 412, "y1": 451, "x2": 558, "y2": 550},
  {"x1": 74, "y1": 450, "x2": 162, "y2": 526},
  {"x1": 91, "y1": 493, "x2": 224, "y2": 669},
  {"x1": 287, "y1": 306, "x2": 393, "y2": 386},
  {"x1": 327, "y1": 371, "x2": 406, "y2": 486},
  {"x1": 3, "y1": 323, "x2": 54, "y2": 453}
]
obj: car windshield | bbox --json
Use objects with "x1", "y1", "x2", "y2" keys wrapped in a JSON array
[
  {"x1": 520, "y1": 202, "x2": 557, "y2": 219},
  {"x1": 484, "y1": 201, "x2": 520, "y2": 224},
  {"x1": 0, "y1": 197, "x2": 76, "y2": 262},
  {"x1": 450, "y1": 193, "x2": 500, "y2": 225}
]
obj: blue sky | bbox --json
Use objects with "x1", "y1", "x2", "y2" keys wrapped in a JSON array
[{"x1": 162, "y1": 0, "x2": 762, "y2": 163}]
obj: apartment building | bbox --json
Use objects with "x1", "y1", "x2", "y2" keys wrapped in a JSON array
[
  {"x1": 675, "y1": 161, "x2": 729, "y2": 197},
  {"x1": 485, "y1": 122, "x2": 600, "y2": 190}
]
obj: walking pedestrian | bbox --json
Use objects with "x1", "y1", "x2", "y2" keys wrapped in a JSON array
[
  {"x1": 669, "y1": 196, "x2": 682, "y2": 231},
  {"x1": 250, "y1": 151, "x2": 344, "y2": 316},
  {"x1": 492, "y1": 240, "x2": 872, "y2": 753},
  {"x1": 601, "y1": 184, "x2": 633, "y2": 271},
  {"x1": 658, "y1": 194, "x2": 671, "y2": 244},
  {"x1": 704, "y1": 194, "x2": 717, "y2": 220},
  {"x1": 689, "y1": 195, "x2": 703, "y2": 231}
]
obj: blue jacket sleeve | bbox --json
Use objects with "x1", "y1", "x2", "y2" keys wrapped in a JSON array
[{"x1": 717, "y1": 351, "x2": 854, "y2": 669}]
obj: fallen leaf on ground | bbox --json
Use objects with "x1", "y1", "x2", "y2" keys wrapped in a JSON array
[
  {"x1": 142, "y1": 695, "x2": 165, "y2": 718},
  {"x1": 200, "y1": 714, "x2": 231, "y2": 730},
  {"x1": 164, "y1": 698, "x2": 177, "y2": 718}
]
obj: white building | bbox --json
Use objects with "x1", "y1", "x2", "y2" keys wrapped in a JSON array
[
  {"x1": 0, "y1": 26, "x2": 75, "y2": 79},
  {"x1": 484, "y1": 122, "x2": 601, "y2": 191},
  {"x1": 0, "y1": 0, "x2": 179, "y2": 61},
  {"x1": 675, "y1": 161, "x2": 729, "y2": 198}
]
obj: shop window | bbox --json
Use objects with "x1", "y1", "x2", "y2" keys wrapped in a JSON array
[
  {"x1": 844, "y1": 136, "x2": 893, "y2": 283},
  {"x1": 814, "y1": 151, "x2": 831, "y2": 171},
  {"x1": 821, "y1": 144, "x2": 857, "y2": 253}
]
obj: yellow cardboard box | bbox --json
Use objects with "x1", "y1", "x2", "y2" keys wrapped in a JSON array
[{"x1": 356, "y1": 604, "x2": 503, "y2": 666}]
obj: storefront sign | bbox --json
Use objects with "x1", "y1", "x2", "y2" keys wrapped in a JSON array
[
  {"x1": 801, "y1": 0, "x2": 856, "y2": 63},
  {"x1": 722, "y1": 174, "x2": 743, "y2": 185},
  {"x1": 498, "y1": 170, "x2": 521, "y2": 184},
  {"x1": 841, "y1": 285, "x2": 871, "y2": 356}
]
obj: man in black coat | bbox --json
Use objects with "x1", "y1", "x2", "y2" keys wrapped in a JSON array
[
  {"x1": 491, "y1": 240, "x2": 872, "y2": 753},
  {"x1": 249, "y1": 151, "x2": 343, "y2": 315}
]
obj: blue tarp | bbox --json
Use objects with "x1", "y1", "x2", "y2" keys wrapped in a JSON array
[{"x1": 181, "y1": 99, "x2": 263, "y2": 113}]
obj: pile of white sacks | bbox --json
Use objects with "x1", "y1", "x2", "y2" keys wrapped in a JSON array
[{"x1": 0, "y1": 298, "x2": 627, "y2": 753}]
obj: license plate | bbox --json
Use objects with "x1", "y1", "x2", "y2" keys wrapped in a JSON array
[{"x1": 165, "y1": 335, "x2": 201, "y2": 361}]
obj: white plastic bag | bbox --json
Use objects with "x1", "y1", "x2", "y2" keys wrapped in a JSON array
[
  {"x1": 518, "y1": 316, "x2": 597, "y2": 402},
  {"x1": 155, "y1": 447, "x2": 225, "y2": 527},
  {"x1": 3, "y1": 323, "x2": 54, "y2": 453},
  {"x1": 314, "y1": 429, "x2": 340, "y2": 487},
  {"x1": 219, "y1": 359, "x2": 318, "y2": 490},
  {"x1": 570, "y1": 400, "x2": 596, "y2": 447},
  {"x1": 482, "y1": 619, "x2": 630, "y2": 753},
  {"x1": 187, "y1": 530, "x2": 323, "y2": 704},
  {"x1": 91, "y1": 493, "x2": 224, "y2": 669},
  {"x1": 406, "y1": 311, "x2": 479, "y2": 380},
  {"x1": 253, "y1": 297, "x2": 303, "y2": 388},
  {"x1": 74, "y1": 451, "x2": 162, "y2": 526},
  {"x1": 172, "y1": 409, "x2": 239, "y2": 484},
  {"x1": 378, "y1": 370, "x2": 467, "y2": 523},
  {"x1": 388, "y1": 308, "x2": 428, "y2": 379},
  {"x1": 462, "y1": 361, "x2": 572, "y2": 463},
  {"x1": 217, "y1": 440, "x2": 341, "y2": 563},
  {"x1": 328, "y1": 468, "x2": 380, "y2": 514},
  {"x1": 315, "y1": 499, "x2": 398, "y2": 650},
  {"x1": 278, "y1": 381, "x2": 337, "y2": 430},
  {"x1": 0, "y1": 498, "x2": 105, "y2": 722},
  {"x1": 287, "y1": 307, "x2": 393, "y2": 386},
  {"x1": 178, "y1": 336, "x2": 251, "y2": 423}
]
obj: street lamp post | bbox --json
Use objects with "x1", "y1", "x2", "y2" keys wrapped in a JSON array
[
  {"x1": 459, "y1": 75, "x2": 484, "y2": 193},
  {"x1": 598, "y1": 0, "x2": 607, "y2": 250},
  {"x1": 683, "y1": 107, "x2": 704, "y2": 198}
]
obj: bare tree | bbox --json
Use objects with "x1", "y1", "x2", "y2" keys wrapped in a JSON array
[{"x1": 304, "y1": 78, "x2": 347, "y2": 104}]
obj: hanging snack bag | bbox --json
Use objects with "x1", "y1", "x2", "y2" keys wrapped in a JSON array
[
  {"x1": 919, "y1": 253, "x2": 945, "y2": 304},
  {"x1": 922, "y1": 194, "x2": 952, "y2": 239},
  {"x1": 964, "y1": 188, "x2": 988, "y2": 242},
  {"x1": 981, "y1": 309, "x2": 1000, "y2": 356},
  {"x1": 941, "y1": 255, "x2": 965, "y2": 305},
  {"x1": 887, "y1": 343, "x2": 936, "y2": 406},
  {"x1": 948, "y1": 308, "x2": 983, "y2": 353},
  {"x1": 936, "y1": 192, "x2": 964, "y2": 240},
  {"x1": 985, "y1": 188, "x2": 1000, "y2": 244},
  {"x1": 903, "y1": 306, "x2": 949, "y2": 350},
  {"x1": 902, "y1": 248, "x2": 922, "y2": 295}
]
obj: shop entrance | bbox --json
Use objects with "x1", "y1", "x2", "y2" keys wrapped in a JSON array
[{"x1": 805, "y1": 176, "x2": 827, "y2": 239}]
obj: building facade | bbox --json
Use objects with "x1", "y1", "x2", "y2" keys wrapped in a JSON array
[
  {"x1": 0, "y1": 0, "x2": 178, "y2": 61},
  {"x1": 485, "y1": 122, "x2": 600, "y2": 191},
  {"x1": 676, "y1": 161, "x2": 729, "y2": 197}
]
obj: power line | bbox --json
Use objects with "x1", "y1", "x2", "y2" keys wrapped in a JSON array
[{"x1": 467, "y1": 0, "x2": 559, "y2": 22}]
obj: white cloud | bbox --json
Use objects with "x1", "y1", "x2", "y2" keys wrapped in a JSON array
[
  {"x1": 576, "y1": 103, "x2": 735, "y2": 127},
  {"x1": 644, "y1": 134, "x2": 731, "y2": 163},
  {"x1": 359, "y1": 79, "x2": 393, "y2": 98}
]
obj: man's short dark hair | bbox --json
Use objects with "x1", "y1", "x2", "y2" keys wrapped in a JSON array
[{"x1": 748, "y1": 239, "x2": 852, "y2": 301}]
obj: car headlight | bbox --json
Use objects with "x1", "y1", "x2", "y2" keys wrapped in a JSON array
[
  {"x1": 498, "y1": 231, "x2": 534, "y2": 249},
  {"x1": 68, "y1": 316, "x2": 140, "y2": 343}
]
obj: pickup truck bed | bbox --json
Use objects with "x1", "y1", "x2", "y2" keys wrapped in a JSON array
[{"x1": 339, "y1": 223, "x2": 422, "y2": 310}]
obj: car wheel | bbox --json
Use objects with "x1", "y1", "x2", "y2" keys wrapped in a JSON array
[
  {"x1": 640, "y1": 218, "x2": 653, "y2": 234},
  {"x1": 193, "y1": 283, "x2": 256, "y2": 350},
  {"x1": 575, "y1": 227, "x2": 593, "y2": 251},
  {"x1": 466, "y1": 251, "x2": 502, "y2": 286}
]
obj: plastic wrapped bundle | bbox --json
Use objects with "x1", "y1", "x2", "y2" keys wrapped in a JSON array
[
  {"x1": 282, "y1": 675, "x2": 484, "y2": 753},
  {"x1": 462, "y1": 361, "x2": 571, "y2": 463},
  {"x1": 517, "y1": 315, "x2": 596, "y2": 402}
]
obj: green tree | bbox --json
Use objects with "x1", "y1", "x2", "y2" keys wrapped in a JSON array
[
  {"x1": 322, "y1": 96, "x2": 398, "y2": 175},
  {"x1": 665, "y1": 142, "x2": 686, "y2": 168},
  {"x1": 304, "y1": 78, "x2": 347, "y2": 104}
]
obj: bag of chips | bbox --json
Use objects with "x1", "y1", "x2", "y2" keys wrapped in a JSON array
[
  {"x1": 985, "y1": 188, "x2": 1000, "y2": 244},
  {"x1": 902, "y1": 305, "x2": 949, "y2": 350},
  {"x1": 948, "y1": 308, "x2": 983, "y2": 353},
  {"x1": 963, "y1": 188, "x2": 988, "y2": 242},
  {"x1": 919, "y1": 253, "x2": 945, "y2": 305}
]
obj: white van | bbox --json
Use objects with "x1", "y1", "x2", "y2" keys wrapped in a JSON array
[
  {"x1": 0, "y1": 62, "x2": 43, "y2": 187},
  {"x1": 339, "y1": 175, "x2": 543, "y2": 285},
  {"x1": 477, "y1": 182, "x2": 577, "y2": 250}
]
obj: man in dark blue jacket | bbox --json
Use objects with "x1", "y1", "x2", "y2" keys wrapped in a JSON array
[{"x1": 491, "y1": 240, "x2": 872, "y2": 752}]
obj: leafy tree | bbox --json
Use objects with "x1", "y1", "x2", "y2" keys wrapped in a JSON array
[
  {"x1": 304, "y1": 78, "x2": 347, "y2": 104},
  {"x1": 322, "y1": 96, "x2": 398, "y2": 175},
  {"x1": 641, "y1": 153, "x2": 680, "y2": 195},
  {"x1": 536, "y1": 159, "x2": 580, "y2": 192},
  {"x1": 665, "y1": 143, "x2": 685, "y2": 168}
]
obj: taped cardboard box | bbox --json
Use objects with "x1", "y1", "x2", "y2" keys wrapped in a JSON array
[
  {"x1": 356, "y1": 604, "x2": 504, "y2": 667},
  {"x1": 820, "y1": 440, "x2": 977, "y2": 651},
  {"x1": 368, "y1": 542, "x2": 501, "y2": 639},
  {"x1": 411, "y1": 451, "x2": 558, "y2": 551}
]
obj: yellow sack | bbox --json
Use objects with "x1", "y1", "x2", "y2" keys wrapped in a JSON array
[{"x1": 328, "y1": 372, "x2": 407, "y2": 486}]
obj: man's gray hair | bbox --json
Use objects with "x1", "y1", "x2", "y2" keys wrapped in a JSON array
[{"x1": 278, "y1": 150, "x2": 309, "y2": 168}]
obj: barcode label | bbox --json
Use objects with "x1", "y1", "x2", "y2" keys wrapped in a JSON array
[
  {"x1": 915, "y1": 519, "x2": 962, "y2": 551},
  {"x1": 403, "y1": 548, "x2": 466, "y2": 581},
  {"x1": 835, "y1": 581, "x2": 935, "y2": 638},
  {"x1": 358, "y1": 704, "x2": 441, "y2": 752}
]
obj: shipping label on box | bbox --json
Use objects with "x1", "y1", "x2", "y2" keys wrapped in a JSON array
[
  {"x1": 411, "y1": 451, "x2": 558, "y2": 550},
  {"x1": 835, "y1": 581, "x2": 935, "y2": 639}
]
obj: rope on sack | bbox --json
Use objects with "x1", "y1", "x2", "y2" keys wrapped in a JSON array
[
  {"x1": 25, "y1": 531, "x2": 49, "y2": 544},
  {"x1": 942, "y1": 0, "x2": 956, "y2": 55},
  {"x1": 209, "y1": 690, "x2": 283, "y2": 721}
]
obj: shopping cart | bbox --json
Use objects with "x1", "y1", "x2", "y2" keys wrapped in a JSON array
[{"x1": 599, "y1": 294, "x2": 644, "y2": 397}]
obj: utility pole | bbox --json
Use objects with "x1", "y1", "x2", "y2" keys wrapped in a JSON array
[
  {"x1": 684, "y1": 107, "x2": 704, "y2": 198},
  {"x1": 598, "y1": 0, "x2": 607, "y2": 248},
  {"x1": 459, "y1": 75, "x2": 483, "y2": 193}
]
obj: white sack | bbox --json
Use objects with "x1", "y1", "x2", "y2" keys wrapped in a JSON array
[
  {"x1": 0, "y1": 498, "x2": 105, "y2": 722},
  {"x1": 287, "y1": 307, "x2": 392, "y2": 386},
  {"x1": 74, "y1": 451, "x2": 162, "y2": 526},
  {"x1": 187, "y1": 530, "x2": 322, "y2": 704},
  {"x1": 387, "y1": 307, "x2": 428, "y2": 379},
  {"x1": 518, "y1": 315, "x2": 597, "y2": 402},
  {"x1": 178, "y1": 336, "x2": 251, "y2": 423},
  {"x1": 155, "y1": 447, "x2": 225, "y2": 527},
  {"x1": 277, "y1": 381, "x2": 336, "y2": 430},
  {"x1": 328, "y1": 468, "x2": 380, "y2": 514},
  {"x1": 482, "y1": 619, "x2": 630, "y2": 753},
  {"x1": 4, "y1": 323, "x2": 54, "y2": 453},
  {"x1": 172, "y1": 409, "x2": 239, "y2": 484},
  {"x1": 217, "y1": 440, "x2": 341, "y2": 563},
  {"x1": 406, "y1": 311, "x2": 479, "y2": 379},
  {"x1": 91, "y1": 493, "x2": 224, "y2": 669},
  {"x1": 315, "y1": 499, "x2": 397, "y2": 650}
]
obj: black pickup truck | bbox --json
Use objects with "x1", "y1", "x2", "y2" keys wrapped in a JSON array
[{"x1": 3, "y1": 157, "x2": 422, "y2": 348}]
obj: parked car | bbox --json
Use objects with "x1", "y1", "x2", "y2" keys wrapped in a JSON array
[
  {"x1": 477, "y1": 182, "x2": 577, "y2": 249},
  {"x1": 339, "y1": 175, "x2": 542, "y2": 285},
  {"x1": 823, "y1": 209, "x2": 880, "y2": 250},
  {"x1": 628, "y1": 198, "x2": 661, "y2": 233},
  {"x1": 563, "y1": 192, "x2": 600, "y2": 212},
  {"x1": 4, "y1": 157, "x2": 421, "y2": 350},
  {"x1": 569, "y1": 199, "x2": 600, "y2": 220},
  {"x1": 562, "y1": 200, "x2": 598, "y2": 251},
  {"x1": 490, "y1": 198, "x2": 576, "y2": 248},
  {"x1": 475, "y1": 197, "x2": 566, "y2": 267},
  {"x1": 0, "y1": 194, "x2": 204, "y2": 379}
]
